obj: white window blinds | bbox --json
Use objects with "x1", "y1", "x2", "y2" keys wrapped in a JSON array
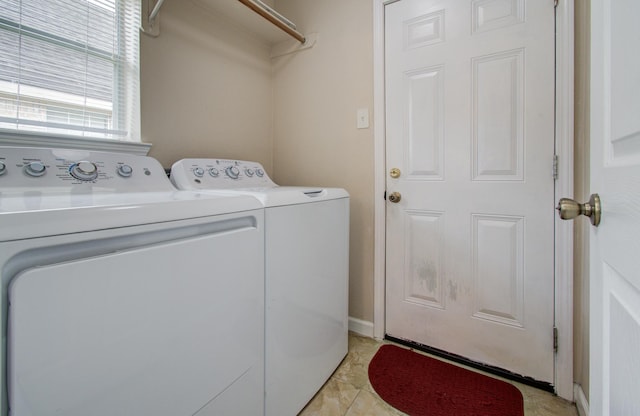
[{"x1": 0, "y1": 0, "x2": 141, "y2": 142}]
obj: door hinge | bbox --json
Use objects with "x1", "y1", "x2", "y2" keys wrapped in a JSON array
[
  {"x1": 553, "y1": 326, "x2": 558, "y2": 352},
  {"x1": 552, "y1": 154, "x2": 559, "y2": 180}
]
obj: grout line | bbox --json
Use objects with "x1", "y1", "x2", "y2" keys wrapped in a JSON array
[{"x1": 342, "y1": 389, "x2": 364, "y2": 416}]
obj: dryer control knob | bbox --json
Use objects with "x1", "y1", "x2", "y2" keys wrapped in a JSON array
[
  {"x1": 0, "y1": 161, "x2": 6, "y2": 176},
  {"x1": 225, "y1": 166, "x2": 240, "y2": 179},
  {"x1": 70, "y1": 161, "x2": 99, "y2": 181},
  {"x1": 244, "y1": 168, "x2": 255, "y2": 177},
  {"x1": 24, "y1": 161, "x2": 47, "y2": 177},
  {"x1": 255, "y1": 169, "x2": 264, "y2": 177},
  {"x1": 117, "y1": 164, "x2": 133, "y2": 178},
  {"x1": 209, "y1": 167, "x2": 219, "y2": 177},
  {"x1": 193, "y1": 167, "x2": 205, "y2": 177}
]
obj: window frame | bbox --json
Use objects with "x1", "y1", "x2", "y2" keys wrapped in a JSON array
[{"x1": 0, "y1": 0, "x2": 149, "y2": 155}]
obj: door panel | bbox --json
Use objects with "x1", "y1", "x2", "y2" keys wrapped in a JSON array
[
  {"x1": 472, "y1": 214, "x2": 524, "y2": 327},
  {"x1": 590, "y1": 0, "x2": 640, "y2": 413},
  {"x1": 403, "y1": 209, "x2": 445, "y2": 309},
  {"x1": 472, "y1": 49, "x2": 524, "y2": 181},
  {"x1": 405, "y1": 66, "x2": 444, "y2": 179},
  {"x1": 385, "y1": 0, "x2": 555, "y2": 383}
]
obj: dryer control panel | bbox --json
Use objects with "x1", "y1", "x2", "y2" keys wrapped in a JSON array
[
  {"x1": 171, "y1": 158, "x2": 277, "y2": 190},
  {"x1": 0, "y1": 147, "x2": 174, "y2": 193}
]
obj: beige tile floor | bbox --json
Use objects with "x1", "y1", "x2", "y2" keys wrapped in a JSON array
[{"x1": 299, "y1": 332, "x2": 578, "y2": 416}]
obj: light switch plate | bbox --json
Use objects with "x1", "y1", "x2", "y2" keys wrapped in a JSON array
[{"x1": 357, "y1": 108, "x2": 369, "y2": 129}]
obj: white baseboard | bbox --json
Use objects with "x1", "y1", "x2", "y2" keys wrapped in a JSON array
[
  {"x1": 574, "y1": 383, "x2": 589, "y2": 416},
  {"x1": 348, "y1": 317, "x2": 374, "y2": 338}
]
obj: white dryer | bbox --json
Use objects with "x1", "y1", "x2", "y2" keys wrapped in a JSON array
[
  {"x1": 170, "y1": 159, "x2": 349, "y2": 416},
  {"x1": 0, "y1": 147, "x2": 265, "y2": 416}
]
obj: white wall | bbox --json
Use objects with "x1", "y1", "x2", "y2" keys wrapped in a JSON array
[
  {"x1": 141, "y1": 0, "x2": 274, "y2": 171},
  {"x1": 272, "y1": 0, "x2": 375, "y2": 322},
  {"x1": 140, "y1": 0, "x2": 375, "y2": 324}
]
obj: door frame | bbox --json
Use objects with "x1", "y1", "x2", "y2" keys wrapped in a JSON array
[{"x1": 372, "y1": 0, "x2": 575, "y2": 401}]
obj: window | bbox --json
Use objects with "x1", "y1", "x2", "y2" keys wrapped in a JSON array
[{"x1": 0, "y1": 0, "x2": 141, "y2": 144}]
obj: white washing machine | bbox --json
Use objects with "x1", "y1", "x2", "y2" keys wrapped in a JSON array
[
  {"x1": 0, "y1": 147, "x2": 265, "y2": 416},
  {"x1": 170, "y1": 159, "x2": 349, "y2": 416}
]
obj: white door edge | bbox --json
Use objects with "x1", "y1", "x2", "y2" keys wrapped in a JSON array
[
  {"x1": 553, "y1": 0, "x2": 576, "y2": 401},
  {"x1": 371, "y1": 0, "x2": 575, "y2": 401}
]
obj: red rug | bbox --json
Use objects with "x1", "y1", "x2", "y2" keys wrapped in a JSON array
[{"x1": 368, "y1": 345, "x2": 524, "y2": 416}]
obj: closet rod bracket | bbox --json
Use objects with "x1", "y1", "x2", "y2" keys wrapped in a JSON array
[
  {"x1": 141, "y1": 0, "x2": 165, "y2": 38},
  {"x1": 271, "y1": 32, "x2": 318, "y2": 59}
]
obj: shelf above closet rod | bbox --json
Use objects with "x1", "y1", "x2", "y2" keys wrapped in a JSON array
[{"x1": 237, "y1": 0, "x2": 306, "y2": 44}]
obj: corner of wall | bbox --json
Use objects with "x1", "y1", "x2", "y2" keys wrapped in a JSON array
[
  {"x1": 574, "y1": 383, "x2": 590, "y2": 416},
  {"x1": 348, "y1": 317, "x2": 375, "y2": 338}
]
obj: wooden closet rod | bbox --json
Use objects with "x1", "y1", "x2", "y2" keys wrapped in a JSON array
[{"x1": 237, "y1": 0, "x2": 306, "y2": 43}]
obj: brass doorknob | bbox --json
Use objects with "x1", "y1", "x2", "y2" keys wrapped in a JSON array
[
  {"x1": 556, "y1": 193, "x2": 601, "y2": 227},
  {"x1": 388, "y1": 192, "x2": 401, "y2": 203},
  {"x1": 390, "y1": 168, "x2": 401, "y2": 178}
]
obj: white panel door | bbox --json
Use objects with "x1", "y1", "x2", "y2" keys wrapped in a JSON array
[
  {"x1": 589, "y1": 0, "x2": 640, "y2": 413},
  {"x1": 385, "y1": 0, "x2": 556, "y2": 383}
]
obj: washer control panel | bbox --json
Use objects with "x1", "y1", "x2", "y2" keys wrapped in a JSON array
[
  {"x1": 170, "y1": 158, "x2": 276, "y2": 190},
  {"x1": 0, "y1": 147, "x2": 174, "y2": 192}
]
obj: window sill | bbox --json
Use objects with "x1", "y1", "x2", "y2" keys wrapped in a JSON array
[{"x1": 0, "y1": 130, "x2": 151, "y2": 156}]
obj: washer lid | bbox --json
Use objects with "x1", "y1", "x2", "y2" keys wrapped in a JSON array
[
  {"x1": 230, "y1": 186, "x2": 349, "y2": 207},
  {"x1": 0, "y1": 190, "x2": 262, "y2": 241}
]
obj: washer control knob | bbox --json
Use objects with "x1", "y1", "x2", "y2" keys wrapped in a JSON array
[
  {"x1": 117, "y1": 164, "x2": 133, "y2": 178},
  {"x1": 209, "y1": 167, "x2": 219, "y2": 177},
  {"x1": 24, "y1": 161, "x2": 47, "y2": 177},
  {"x1": 225, "y1": 166, "x2": 240, "y2": 179},
  {"x1": 193, "y1": 167, "x2": 205, "y2": 177},
  {"x1": 255, "y1": 169, "x2": 264, "y2": 178},
  {"x1": 0, "y1": 161, "x2": 6, "y2": 176},
  {"x1": 69, "y1": 161, "x2": 98, "y2": 181},
  {"x1": 244, "y1": 168, "x2": 255, "y2": 177}
]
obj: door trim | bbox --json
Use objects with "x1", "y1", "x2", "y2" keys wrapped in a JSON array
[{"x1": 372, "y1": 0, "x2": 575, "y2": 401}]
